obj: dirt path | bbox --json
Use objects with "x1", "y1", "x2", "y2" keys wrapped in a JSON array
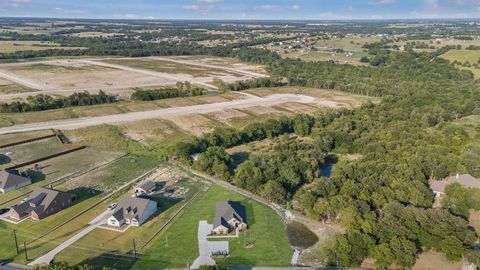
[
  {"x1": 0, "y1": 69, "x2": 53, "y2": 91},
  {"x1": 0, "y1": 93, "x2": 319, "y2": 134}
]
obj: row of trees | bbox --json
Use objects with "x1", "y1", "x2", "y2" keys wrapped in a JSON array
[
  {"x1": 217, "y1": 77, "x2": 284, "y2": 92},
  {"x1": 131, "y1": 82, "x2": 205, "y2": 101},
  {"x1": 0, "y1": 91, "x2": 117, "y2": 113}
]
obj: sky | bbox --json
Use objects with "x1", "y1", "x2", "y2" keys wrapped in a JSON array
[{"x1": 0, "y1": 0, "x2": 480, "y2": 20}]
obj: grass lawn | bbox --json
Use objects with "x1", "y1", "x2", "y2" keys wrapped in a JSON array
[
  {"x1": 134, "y1": 185, "x2": 292, "y2": 269},
  {"x1": 0, "y1": 41, "x2": 75, "y2": 53},
  {"x1": 440, "y1": 50, "x2": 480, "y2": 78},
  {"x1": 54, "y1": 177, "x2": 204, "y2": 269}
]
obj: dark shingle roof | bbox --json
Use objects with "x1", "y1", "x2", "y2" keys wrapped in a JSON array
[
  {"x1": 111, "y1": 197, "x2": 154, "y2": 222},
  {"x1": 213, "y1": 201, "x2": 247, "y2": 229},
  {"x1": 11, "y1": 187, "x2": 75, "y2": 219},
  {"x1": 137, "y1": 181, "x2": 156, "y2": 192},
  {"x1": 0, "y1": 170, "x2": 31, "y2": 190}
]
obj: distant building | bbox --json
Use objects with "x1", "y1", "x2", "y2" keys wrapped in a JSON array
[
  {"x1": 430, "y1": 173, "x2": 480, "y2": 197},
  {"x1": 0, "y1": 170, "x2": 31, "y2": 193},
  {"x1": 8, "y1": 187, "x2": 76, "y2": 221},
  {"x1": 212, "y1": 201, "x2": 247, "y2": 235},
  {"x1": 135, "y1": 181, "x2": 157, "y2": 195},
  {"x1": 107, "y1": 197, "x2": 157, "y2": 228}
]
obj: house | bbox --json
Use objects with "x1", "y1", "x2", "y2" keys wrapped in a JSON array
[
  {"x1": 430, "y1": 173, "x2": 480, "y2": 197},
  {"x1": 0, "y1": 170, "x2": 31, "y2": 193},
  {"x1": 8, "y1": 187, "x2": 76, "y2": 221},
  {"x1": 211, "y1": 201, "x2": 247, "y2": 235},
  {"x1": 134, "y1": 181, "x2": 157, "y2": 195},
  {"x1": 107, "y1": 197, "x2": 157, "y2": 228}
]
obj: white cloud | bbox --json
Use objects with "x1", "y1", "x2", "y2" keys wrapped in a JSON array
[
  {"x1": 181, "y1": 0, "x2": 222, "y2": 15},
  {"x1": 7, "y1": 0, "x2": 31, "y2": 7},
  {"x1": 256, "y1": 4, "x2": 281, "y2": 11},
  {"x1": 292, "y1": 4, "x2": 301, "y2": 10},
  {"x1": 368, "y1": 0, "x2": 396, "y2": 6},
  {"x1": 113, "y1": 13, "x2": 155, "y2": 19}
]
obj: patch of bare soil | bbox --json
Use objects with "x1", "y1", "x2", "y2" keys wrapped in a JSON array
[
  {"x1": 161, "y1": 114, "x2": 219, "y2": 136},
  {"x1": 412, "y1": 251, "x2": 463, "y2": 270}
]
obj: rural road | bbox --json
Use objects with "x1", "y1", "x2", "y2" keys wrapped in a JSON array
[
  {"x1": 0, "y1": 93, "x2": 322, "y2": 135},
  {"x1": 28, "y1": 210, "x2": 112, "y2": 266}
]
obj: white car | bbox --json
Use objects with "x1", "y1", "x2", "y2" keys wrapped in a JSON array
[{"x1": 108, "y1": 203, "x2": 117, "y2": 210}]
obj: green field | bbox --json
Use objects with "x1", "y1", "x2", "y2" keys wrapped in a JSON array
[
  {"x1": 134, "y1": 185, "x2": 292, "y2": 269},
  {"x1": 440, "y1": 50, "x2": 480, "y2": 78}
]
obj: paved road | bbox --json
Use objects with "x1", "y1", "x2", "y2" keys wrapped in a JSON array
[
  {"x1": 0, "y1": 263, "x2": 30, "y2": 270},
  {"x1": 0, "y1": 93, "x2": 318, "y2": 135},
  {"x1": 28, "y1": 210, "x2": 112, "y2": 266}
]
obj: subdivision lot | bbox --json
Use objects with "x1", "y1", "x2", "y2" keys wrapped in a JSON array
[
  {"x1": 1, "y1": 61, "x2": 174, "y2": 92},
  {"x1": 0, "y1": 153, "x2": 157, "y2": 264},
  {"x1": 133, "y1": 185, "x2": 292, "y2": 269},
  {"x1": 54, "y1": 171, "x2": 205, "y2": 268}
]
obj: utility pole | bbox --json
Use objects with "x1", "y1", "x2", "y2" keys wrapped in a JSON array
[
  {"x1": 23, "y1": 242, "x2": 28, "y2": 262},
  {"x1": 12, "y1": 230, "x2": 19, "y2": 254},
  {"x1": 132, "y1": 238, "x2": 137, "y2": 260}
]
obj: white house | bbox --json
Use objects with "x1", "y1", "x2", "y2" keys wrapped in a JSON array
[
  {"x1": 211, "y1": 201, "x2": 247, "y2": 235},
  {"x1": 107, "y1": 197, "x2": 157, "y2": 228}
]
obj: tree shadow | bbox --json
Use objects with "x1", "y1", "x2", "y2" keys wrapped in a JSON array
[
  {"x1": 240, "y1": 199, "x2": 256, "y2": 228},
  {"x1": 147, "y1": 193, "x2": 183, "y2": 213},
  {"x1": 231, "y1": 151, "x2": 250, "y2": 169},
  {"x1": 25, "y1": 168, "x2": 46, "y2": 183},
  {"x1": 0, "y1": 154, "x2": 11, "y2": 165},
  {"x1": 69, "y1": 187, "x2": 102, "y2": 201}
]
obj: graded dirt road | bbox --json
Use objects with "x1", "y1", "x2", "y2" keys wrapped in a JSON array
[{"x1": 0, "y1": 93, "x2": 324, "y2": 134}]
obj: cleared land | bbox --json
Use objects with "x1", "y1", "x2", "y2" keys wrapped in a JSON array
[
  {"x1": 0, "y1": 41, "x2": 82, "y2": 53},
  {"x1": 0, "y1": 77, "x2": 35, "y2": 94},
  {"x1": 134, "y1": 185, "x2": 292, "y2": 269},
  {"x1": 0, "y1": 93, "x2": 318, "y2": 134},
  {"x1": 0, "y1": 56, "x2": 265, "y2": 99},
  {"x1": 440, "y1": 49, "x2": 480, "y2": 78}
]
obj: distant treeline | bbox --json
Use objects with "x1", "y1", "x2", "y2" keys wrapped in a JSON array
[
  {"x1": 218, "y1": 77, "x2": 284, "y2": 92},
  {"x1": 0, "y1": 37, "x2": 280, "y2": 65},
  {"x1": 0, "y1": 91, "x2": 117, "y2": 113},
  {"x1": 131, "y1": 81, "x2": 205, "y2": 101}
]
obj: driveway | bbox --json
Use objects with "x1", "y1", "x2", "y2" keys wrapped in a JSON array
[
  {"x1": 27, "y1": 210, "x2": 112, "y2": 266},
  {"x1": 0, "y1": 93, "x2": 318, "y2": 135},
  {"x1": 191, "y1": 220, "x2": 228, "y2": 269}
]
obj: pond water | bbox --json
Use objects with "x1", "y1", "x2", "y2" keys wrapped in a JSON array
[{"x1": 320, "y1": 163, "x2": 333, "y2": 177}]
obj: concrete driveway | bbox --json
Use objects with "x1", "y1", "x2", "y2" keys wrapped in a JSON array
[
  {"x1": 28, "y1": 210, "x2": 112, "y2": 266},
  {"x1": 191, "y1": 220, "x2": 228, "y2": 269}
]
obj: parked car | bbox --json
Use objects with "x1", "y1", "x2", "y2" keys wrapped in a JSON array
[
  {"x1": 0, "y1": 261, "x2": 6, "y2": 266},
  {"x1": 108, "y1": 203, "x2": 117, "y2": 210}
]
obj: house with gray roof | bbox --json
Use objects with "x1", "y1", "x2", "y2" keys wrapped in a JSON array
[
  {"x1": 8, "y1": 187, "x2": 76, "y2": 221},
  {"x1": 212, "y1": 201, "x2": 247, "y2": 235},
  {"x1": 0, "y1": 170, "x2": 31, "y2": 193},
  {"x1": 430, "y1": 173, "x2": 480, "y2": 197},
  {"x1": 107, "y1": 197, "x2": 157, "y2": 228}
]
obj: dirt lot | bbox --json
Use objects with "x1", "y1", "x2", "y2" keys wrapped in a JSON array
[
  {"x1": 2, "y1": 61, "x2": 174, "y2": 91},
  {"x1": 0, "y1": 77, "x2": 36, "y2": 94}
]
